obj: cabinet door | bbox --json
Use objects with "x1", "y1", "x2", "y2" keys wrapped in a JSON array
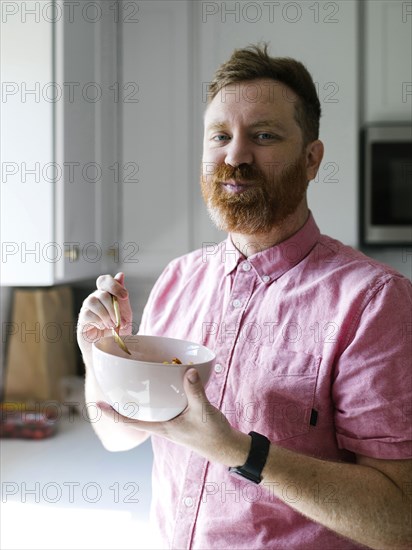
[
  {"x1": 1, "y1": 1, "x2": 55, "y2": 286},
  {"x1": 54, "y1": 7, "x2": 101, "y2": 282},
  {"x1": 364, "y1": 0, "x2": 412, "y2": 123},
  {"x1": 0, "y1": 0, "x2": 118, "y2": 286},
  {"x1": 55, "y1": 0, "x2": 119, "y2": 283}
]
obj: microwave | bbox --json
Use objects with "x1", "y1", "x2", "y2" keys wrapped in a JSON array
[{"x1": 360, "y1": 123, "x2": 412, "y2": 246}]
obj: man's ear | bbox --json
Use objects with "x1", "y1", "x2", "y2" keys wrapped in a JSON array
[{"x1": 305, "y1": 140, "x2": 324, "y2": 182}]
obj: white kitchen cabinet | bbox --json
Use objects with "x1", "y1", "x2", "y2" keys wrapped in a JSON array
[
  {"x1": 363, "y1": 0, "x2": 412, "y2": 123},
  {"x1": 0, "y1": 0, "x2": 119, "y2": 286}
]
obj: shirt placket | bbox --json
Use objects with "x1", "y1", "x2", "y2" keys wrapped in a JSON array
[
  {"x1": 210, "y1": 260, "x2": 257, "y2": 408},
  {"x1": 172, "y1": 261, "x2": 257, "y2": 549}
]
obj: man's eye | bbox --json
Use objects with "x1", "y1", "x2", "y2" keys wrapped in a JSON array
[
  {"x1": 256, "y1": 133, "x2": 275, "y2": 140},
  {"x1": 212, "y1": 134, "x2": 230, "y2": 142}
]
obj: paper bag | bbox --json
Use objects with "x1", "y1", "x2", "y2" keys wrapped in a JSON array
[{"x1": 4, "y1": 286, "x2": 77, "y2": 402}]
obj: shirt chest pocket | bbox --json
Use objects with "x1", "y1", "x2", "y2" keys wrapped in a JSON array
[{"x1": 246, "y1": 347, "x2": 321, "y2": 441}]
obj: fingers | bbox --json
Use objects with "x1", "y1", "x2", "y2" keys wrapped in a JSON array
[
  {"x1": 114, "y1": 271, "x2": 125, "y2": 288},
  {"x1": 95, "y1": 274, "x2": 131, "y2": 323},
  {"x1": 82, "y1": 290, "x2": 117, "y2": 329},
  {"x1": 78, "y1": 273, "x2": 133, "y2": 344},
  {"x1": 77, "y1": 321, "x2": 108, "y2": 349},
  {"x1": 96, "y1": 273, "x2": 128, "y2": 300}
]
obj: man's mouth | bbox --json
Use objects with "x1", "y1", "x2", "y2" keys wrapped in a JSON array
[{"x1": 221, "y1": 181, "x2": 252, "y2": 193}]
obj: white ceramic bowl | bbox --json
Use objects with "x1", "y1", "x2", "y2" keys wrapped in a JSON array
[{"x1": 92, "y1": 335, "x2": 215, "y2": 422}]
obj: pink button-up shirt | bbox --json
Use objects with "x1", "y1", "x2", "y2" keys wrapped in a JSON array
[{"x1": 139, "y1": 213, "x2": 412, "y2": 550}]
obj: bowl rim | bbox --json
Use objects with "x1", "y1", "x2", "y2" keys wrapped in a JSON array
[{"x1": 92, "y1": 334, "x2": 216, "y2": 367}]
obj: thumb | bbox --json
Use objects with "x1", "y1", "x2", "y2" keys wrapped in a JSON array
[
  {"x1": 114, "y1": 272, "x2": 125, "y2": 287},
  {"x1": 184, "y1": 368, "x2": 207, "y2": 405}
]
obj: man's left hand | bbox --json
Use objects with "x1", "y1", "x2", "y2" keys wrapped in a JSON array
[{"x1": 97, "y1": 368, "x2": 251, "y2": 467}]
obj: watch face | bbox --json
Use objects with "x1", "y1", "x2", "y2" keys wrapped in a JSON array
[{"x1": 228, "y1": 466, "x2": 261, "y2": 484}]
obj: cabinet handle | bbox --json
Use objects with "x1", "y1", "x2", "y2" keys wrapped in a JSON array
[
  {"x1": 107, "y1": 247, "x2": 119, "y2": 262},
  {"x1": 64, "y1": 244, "x2": 80, "y2": 262}
]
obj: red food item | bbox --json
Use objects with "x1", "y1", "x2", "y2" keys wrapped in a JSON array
[{"x1": 0, "y1": 402, "x2": 59, "y2": 439}]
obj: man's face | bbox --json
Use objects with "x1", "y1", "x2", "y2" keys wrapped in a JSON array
[{"x1": 201, "y1": 78, "x2": 311, "y2": 235}]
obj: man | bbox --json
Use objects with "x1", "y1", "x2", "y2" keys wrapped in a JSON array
[{"x1": 77, "y1": 45, "x2": 412, "y2": 549}]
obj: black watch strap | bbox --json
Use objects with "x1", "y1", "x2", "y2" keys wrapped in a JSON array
[{"x1": 228, "y1": 431, "x2": 270, "y2": 484}]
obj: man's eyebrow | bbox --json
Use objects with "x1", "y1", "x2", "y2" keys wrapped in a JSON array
[
  {"x1": 205, "y1": 121, "x2": 227, "y2": 132},
  {"x1": 205, "y1": 120, "x2": 287, "y2": 132},
  {"x1": 249, "y1": 120, "x2": 287, "y2": 131}
]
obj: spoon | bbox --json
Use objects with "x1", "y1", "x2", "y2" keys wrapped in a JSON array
[{"x1": 111, "y1": 295, "x2": 131, "y2": 355}]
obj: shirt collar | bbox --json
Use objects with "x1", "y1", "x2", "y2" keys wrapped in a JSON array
[{"x1": 223, "y1": 212, "x2": 321, "y2": 281}]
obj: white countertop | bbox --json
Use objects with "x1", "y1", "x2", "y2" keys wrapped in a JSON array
[{"x1": 0, "y1": 413, "x2": 159, "y2": 550}]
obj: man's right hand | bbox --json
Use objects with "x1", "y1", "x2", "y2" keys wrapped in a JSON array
[{"x1": 77, "y1": 271, "x2": 133, "y2": 360}]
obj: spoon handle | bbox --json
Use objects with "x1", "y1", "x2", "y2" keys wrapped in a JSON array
[{"x1": 111, "y1": 295, "x2": 131, "y2": 355}]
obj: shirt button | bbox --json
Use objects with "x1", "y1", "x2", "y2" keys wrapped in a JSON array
[
  {"x1": 242, "y1": 261, "x2": 251, "y2": 271},
  {"x1": 262, "y1": 275, "x2": 271, "y2": 283},
  {"x1": 232, "y1": 299, "x2": 242, "y2": 308},
  {"x1": 214, "y1": 363, "x2": 223, "y2": 373},
  {"x1": 183, "y1": 497, "x2": 193, "y2": 507}
]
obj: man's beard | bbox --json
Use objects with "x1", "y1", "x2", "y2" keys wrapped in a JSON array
[{"x1": 200, "y1": 153, "x2": 308, "y2": 235}]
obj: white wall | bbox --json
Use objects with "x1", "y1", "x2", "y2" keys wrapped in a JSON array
[{"x1": 121, "y1": 0, "x2": 192, "y2": 279}]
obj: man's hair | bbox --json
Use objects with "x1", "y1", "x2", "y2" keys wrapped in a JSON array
[{"x1": 207, "y1": 43, "x2": 321, "y2": 144}]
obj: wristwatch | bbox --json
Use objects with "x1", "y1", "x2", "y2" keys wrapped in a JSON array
[{"x1": 228, "y1": 431, "x2": 270, "y2": 484}]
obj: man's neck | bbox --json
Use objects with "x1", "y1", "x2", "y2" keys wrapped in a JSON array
[{"x1": 229, "y1": 203, "x2": 309, "y2": 258}]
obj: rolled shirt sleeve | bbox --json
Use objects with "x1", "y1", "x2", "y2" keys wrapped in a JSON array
[{"x1": 333, "y1": 276, "x2": 412, "y2": 459}]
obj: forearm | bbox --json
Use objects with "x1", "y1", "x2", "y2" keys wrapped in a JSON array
[{"x1": 258, "y1": 443, "x2": 411, "y2": 550}]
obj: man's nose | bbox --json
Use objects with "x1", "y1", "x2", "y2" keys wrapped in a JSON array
[{"x1": 224, "y1": 136, "x2": 253, "y2": 167}]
